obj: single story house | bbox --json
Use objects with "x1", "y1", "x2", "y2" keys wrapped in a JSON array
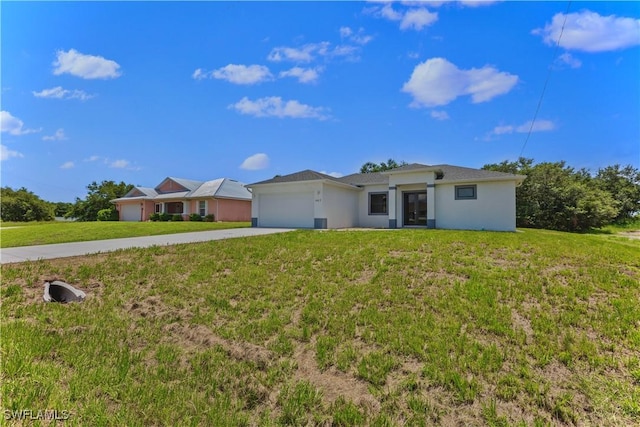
[
  {"x1": 111, "y1": 177, "x2": 252, "y2": 222},
  {"x1": 247, "y1": 163, "x2": 526, "y2": 231}
]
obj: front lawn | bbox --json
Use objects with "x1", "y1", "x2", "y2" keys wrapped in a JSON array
[
  {"x1": 0, "y1": 221, "x2": 250, "y2": 248},
  {"x1": 1, "y1": 229, "x2": 639, "y2": 425}
]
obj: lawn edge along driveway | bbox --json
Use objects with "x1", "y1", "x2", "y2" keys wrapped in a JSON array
[{"x1": 0, "y1": 228, "x2": 294, "y2": 264}]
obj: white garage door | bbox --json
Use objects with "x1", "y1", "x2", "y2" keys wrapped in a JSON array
[
  {"x1": 258, "y1": 192, "x2": 314, "y2": 228},
  {"x1": 120, "y1": 204, "x2": 141, "y2": 221}
]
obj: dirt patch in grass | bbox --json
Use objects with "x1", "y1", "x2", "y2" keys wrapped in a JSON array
[
  {"x1": 161, "y1": 319, "x2": 379, "y2": 411},
  {"x1": 618, "y1": 230, "x2": 640, "y2": 240},
  {"x1": 162, "y1": 322, "x2": 274, "y2": 370},
  {"x1": 354, "y1": 268, "x2": 376, "y2": 285},
  {"x1": 126, "y1": 296, "x2": 173, "y2": 319},
  {"x1": 293, "y1": 341, "x2": 379, "y2": 412},
  {"x1": 511, "y1": 309, "x2": 534, "y2": 342}
]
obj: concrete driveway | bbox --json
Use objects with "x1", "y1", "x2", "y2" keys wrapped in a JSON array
[{"x1": 0, "y1": 228, "x2": 294, "y2": 264}]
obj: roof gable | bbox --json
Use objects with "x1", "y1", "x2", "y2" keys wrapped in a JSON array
[
  {"x1": 121, "y1": 186, "x2": 158, "y2": 198},
  {"x1": 249, "y1": 169, "x2": 345, "y2": 186},
  {"x1": 156, "y1": 177, "x2": 203, "y2": 194}
]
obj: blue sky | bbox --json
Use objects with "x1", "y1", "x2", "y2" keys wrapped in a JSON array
[{"x1": 2, "y1": 1, "x2": 639, "y2": 202}]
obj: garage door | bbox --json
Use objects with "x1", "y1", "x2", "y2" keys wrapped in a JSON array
[
  {"x1": 120, "y1": 204, "x2": 141, "y2": 221},
  {"x1": 258, "y1": 192, "x2": 314, "y2": 228}
]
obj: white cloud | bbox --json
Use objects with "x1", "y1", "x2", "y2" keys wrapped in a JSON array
[
  {"x1": 319, "y1": 171, "x2": 344, "y2": 178},
  {"x1": 458, "y1": 0, "x2": 501, "y2": 7},
  {"x1": 110, "y1": 159, "x2": 130, "y2": 169},
  {"x1": 1, "y1": 144, "x2": 24, "y2": 161},
  {"x1": 533, "y1": 10, "x2": 640, "y2": 52},
  {"x1": 279, "y1": 67, "x2": 321, "y2": 84},
  {"x1": 339, "y1": 26, "x2": 374, "y2": 45},
  {"x1": 332, "y1": 45, "x2": 360, "y2": 60},
  {"x1": 240, "y1": 153, "x2": 269, "y2": 170},
  {"x1": 555, "y1": 52, "x2": 582, "y2": 69},
  {"x1": 60, "y1": 161, "x2": 74, "y2": 169},
  {"x1": 515, "y1": 120, "x2": 556, "y2": 133},
  {"x1": 379, "y1": 4, "x2": 403, "y2": 21},
  {"x1": 33, "y1": 86, "x2": 93, "y2": 101},
  {"x1": 43, "y1": 128, "x2": 68, "y2": 141},
  {"x1": 53, "y1": 49, "x2": 121, "y2": 79},
  {"x1": 340, "y1": 27, "x2": 353, "y2": 38},
  {"x1": 1, "y1": 111, "x2": 41, "y2": 135},
  {"x1": 84, "y1": 155, "x2": 101, "y2": 162},
  {"x1": 267, "y1": 41, "x2": 359, "y2": 63},
  {"x1": 402, "y1": 57, "x2": 518, "y2": 107},
  {"x1": 192, "y1": 68, "x2": 206, "y2": 80},
  {"x1": 375, "y1": 4, "x2": 438, "y2": 31},
  {"x1": 268, "y1": 44, "x2": 323, "y2": 63},
  {"x1": 229, "y1": 96, "x2": 330, "y2": 120},
  {"x1": 491, "y1": 119, "x2": 556, "y2": 136},
  {"x1": 492, "y1": 125, "x2": 514, "y2": 135},
  {"x1": 400, "y1": 8, "x2": 439, "y2": 31},
  {"x1": 430, "y1": 110, "x2": 450, "y2": 120},
  {"x1": 194, "y1": 64, "x2": 274, "y2": 85}
]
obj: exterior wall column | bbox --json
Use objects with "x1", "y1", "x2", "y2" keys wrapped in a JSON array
[
  {"x1": 251, "y1": 193, "x2": 259, "y2": 227},
  {"x1": 313, "y1": 183, "x2": 327, "y2": 229},
  {"x1": 427, "y1": 183, "x2": 436, "y2": 229},
  {"x1": 388, "y1": 186, "x2": 397, "y2": 228}
]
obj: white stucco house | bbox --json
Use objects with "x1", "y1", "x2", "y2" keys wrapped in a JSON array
[{"x1": 247, "y1": 163, "x2": 526, "y2": 231}]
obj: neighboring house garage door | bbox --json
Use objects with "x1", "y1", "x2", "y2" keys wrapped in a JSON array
[
  {"x1": 258, "y1": 192, "x2": 314, "y2": 228},
  {"x1": 120, "y1": 204, "x2": 141, "y2": 222}
]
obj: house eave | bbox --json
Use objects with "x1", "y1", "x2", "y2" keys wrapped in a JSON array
[
  {"x1": 436, "y1": 175, "x2": 526, "y2": 185},
  {"x1": 111, "y1": 196, "x2": 152, "y2": 203},
  {"x1": 381, "y1": 166, "x2": 443, "y2": 176},
  {"x1": 248, "y1": 179, "x2": 360, "y2": 191}
]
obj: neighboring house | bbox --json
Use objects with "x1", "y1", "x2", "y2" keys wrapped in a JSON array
[
  {"x1": 111, "y1": 177, "x2": 252, "y2": 222},
  {"x1": 247, "y1": 164, "x2": 526, "y2": 231}
]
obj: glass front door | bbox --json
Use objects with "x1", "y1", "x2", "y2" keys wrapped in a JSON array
[{"x1": 403, "y1": 192, "x2": 427, "y2": 226}]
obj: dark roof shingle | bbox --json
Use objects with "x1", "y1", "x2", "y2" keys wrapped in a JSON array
[
  {"x1": 249, "y1": 169, "x2": 345, "y2": 186},
  {"x1": 338, "y1": 172, "x2": 388, "y2": 185},
  {"x1": 249, "y1": 164, "x2": 524, "y2": 187}
]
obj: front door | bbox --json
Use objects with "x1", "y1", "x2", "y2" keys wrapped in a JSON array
[{"x1": 403, "y1": 192, "x2": 427, "y2": 226}]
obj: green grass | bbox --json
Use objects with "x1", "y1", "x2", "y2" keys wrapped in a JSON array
[
  {"x1": 585, "y1": 217, "x2": 640, "y2": 235},
  {"x1": 1, "y1": 228, "x2": 639, "y2": 425},
  {"x1": 0, "y1": 221, "x2": 250, "y2": 248}
]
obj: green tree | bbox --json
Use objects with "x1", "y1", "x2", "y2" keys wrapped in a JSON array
[
  {"x1": 53, "y1": 202, "x2": 73, "y2": 217},
  {"x1": 482, "y1": 158, "x2": 619, "y2": 232},
  {"x1": 360, "y1": 158, "x2": 408, "y2": 173},
  {"x1": 67, "y1": 180, "x2": 133, "y2": 221},
  {"x1": 0, "y1": 187, "x2": 55, "y2": 222},
  {"x1": 594, "y1": 164, "x2": 640, "y2": 223}
]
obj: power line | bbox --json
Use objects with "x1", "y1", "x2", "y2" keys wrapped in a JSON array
[{"x1": 519, "y1": 1, "x2": 572, "y2": 159}]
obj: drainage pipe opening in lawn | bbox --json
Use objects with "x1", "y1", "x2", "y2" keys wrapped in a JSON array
[{"x1": 43, "y1": 281, "x2": 86, "y2": 303}]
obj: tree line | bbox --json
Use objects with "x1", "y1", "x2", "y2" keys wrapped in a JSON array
[
  {"x1": 482, "y1": 158, "x2": 639, "y2": 232},
  {"x1": 2, "y1": 160, "x2": 639, "y2": 231},
  {"x1": 1, "y1": 181, "x2": 132, "y2": 222}
]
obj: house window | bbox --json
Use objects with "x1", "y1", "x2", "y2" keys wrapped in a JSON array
[
  {"x1": 369, "y1": 192, "x2": 388, "y2": 215},
  {"x1": 455, "y1": 185, "x2": 477, "y2": 200},
  {"x1": 155, "y1": 203, "x2": 162, "y2": 213},
  {"x1": 165, "y1": 202, "x2": 184, "y2": 214},
  {"x1": 198, "y1": 201, "x2": 206, "y2": 216}
]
